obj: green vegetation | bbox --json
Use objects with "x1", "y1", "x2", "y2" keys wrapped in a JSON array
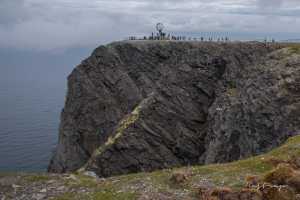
[
  {"x1": 263, "y1": 163, "x2": 294, "y2": 185},
  {"x1": 24, "y1": 174, "x2": 51, "y2": 182},
  {"x1": 2, "y1": 135, "x2": 300, "y2": 200},
  {"x1": 64, "y1": 174, "x2": 98, "y2": 189},
  {"x1": 226, "y1": 80, "x2": 238, "y2": 97},
  {"x1": 0, "y1": 172, "x2": 19, "y2": 178},
  {"x1": 89, "y1": 190, "x2": 137, "y2": 200},
  {"x1": 188, "y1": 135, "x2": 300, "y2": 188},
  {"x1": 77, "y1": 103, "x2": 143, "y2": 172},
  {"x1": 53, "y1": 193, "x2": 78, "y2": 200},
  {"x1": 79, "y1": 135, "x2": 300, "y2": 198},
  {"x1": 53, "y1": 190, "x2": 136, "y2": 200},
  {"x1": 288, "y1": 44, "x2": 300, "y2": 54},
  {"x1": 227, "y1": 88, "x2": 238, "y2": 97},
  {"x1": 227, "y1": 80, "x2": 237, "y2": 89},
  {"x1": 91, "y1": 103, "x2": 142, "y2": 158}
]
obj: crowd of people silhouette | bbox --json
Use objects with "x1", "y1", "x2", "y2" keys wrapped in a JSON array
[{"x1": 128, "y1": 23, "x2": 276, "y2": 44}]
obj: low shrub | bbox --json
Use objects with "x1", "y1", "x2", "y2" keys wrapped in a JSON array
[
  {"x1": 263, "y1": 164, "x2": 295, "y2": 185},
  {"x1": 170, "y1": 170, "x2": 190, "y2": 185}
]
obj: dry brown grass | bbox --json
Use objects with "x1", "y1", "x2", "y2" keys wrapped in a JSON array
[
  {"x1": 245, "y1": 175, "x2": 260, "y2": 188},
  {"x1": 263, "y1": 164, "x2": 295, "y2": 185},
  {"x1": 169, "y1": 169, "x2": 192, "y2": 185},
  {"x1": 287, "y1": 174, "x2": 300, "y2": 193},
  {"x1": 260, "y1": 185, "x2": 296, "y2": 200},
  {"x1": 209, "y1": 187, "x2": 233, "y2": 200}
]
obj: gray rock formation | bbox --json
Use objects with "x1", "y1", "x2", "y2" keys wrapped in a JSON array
[{"x1": 48, "y1": 41, "x2": 300, "y2": 177}]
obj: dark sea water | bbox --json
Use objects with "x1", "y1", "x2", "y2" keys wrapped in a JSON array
[{"x1": 0, "y1": 47, "x2": 92, "y2": 172}]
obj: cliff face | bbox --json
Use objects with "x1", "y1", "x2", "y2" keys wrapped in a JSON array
[{"x1": 48, "y1": 41, "x2": 300, "y2": 177}]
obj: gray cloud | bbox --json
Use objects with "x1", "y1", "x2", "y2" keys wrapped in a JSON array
[
  {"x1": 0, "y1": 0, "x2": 299, "y2": 50},
  {"x1": 0, "y1": 0, "x2": 27, "y2": 25},
  {"x1": 256, "y1": 0, "x2": 300, "y2": 9},
  {"x1": 256, "y1": 0, "x2": 283, "y2": 8}
]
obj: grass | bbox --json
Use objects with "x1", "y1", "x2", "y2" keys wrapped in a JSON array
[
  {"x1": 90, "y1": 103, "x2": 142, "y2": 158},
  {"x1": 89, "y1": 190, "x2": 137, "y2": 200},
  {"x1": 24, "y1": 174, "x2": 51, "y2": 182},
  {"x1": 52, "y1": 193, "x2": 78, "y2": 200},
  {"x1": 78, "y1": 103, "x2": 143, "y2": 172},
  {"x1": 187, "y1": 135, "x2": 300, "y2": 189},
  {"x1": 53, "y1": 190, "x2": 137, "y2": 200},
  {"x1": 280, "y1": 43, "x2": 300, "y2": 55},
  {"x1": 64, "y1": 174, "x2": 98, "y2": 189},
  {"x1": 227, "y1": 80, "x2": 237, "y2": 89},
  {"x1": 227, "y1": 88, "x2": 238, "y2": 97},
  {"x1": 0, "y1": 172, "x2": 20, "y2": 178},
  {"x1": 189, "y1": 155, "x2": 273, "y2": 188},
  {"x1": 289, "y1": 46, "x2": 300, "y2": 54},
  {"x1": 78, "y1": 135, "x2": 300, "y2": 198},
  {"x1": 226, "y1": 80, "x2": 238, "y2": 97},
  {"x1": 2, "y1": 135, "x2": 300, "y2": 200}
]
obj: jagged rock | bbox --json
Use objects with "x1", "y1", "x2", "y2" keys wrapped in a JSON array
[{"x1": 48, "y1": 41, "x2": 300, "y2": 177}]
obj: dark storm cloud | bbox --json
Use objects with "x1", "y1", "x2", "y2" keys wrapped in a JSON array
[{"x1": 0, "y1": 0, "x2": 299, "y2": 50}]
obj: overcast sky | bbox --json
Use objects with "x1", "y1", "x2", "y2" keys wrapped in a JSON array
[{"x1": 0, "y1": 0, "x2": 300, "y2": 51}]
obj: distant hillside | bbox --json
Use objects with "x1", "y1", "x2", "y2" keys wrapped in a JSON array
[{"x1": 280, "y1": 39, "x2": 300, "y2": 43}]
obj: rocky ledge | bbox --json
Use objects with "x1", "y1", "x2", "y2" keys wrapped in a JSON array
[{"x1": 48, "y1": 41, "x2": 300, "y2": 178}]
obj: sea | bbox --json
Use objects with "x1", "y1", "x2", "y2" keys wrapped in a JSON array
[{"x1": 0, "y1": 47, "x2": 92, "y2": 172}]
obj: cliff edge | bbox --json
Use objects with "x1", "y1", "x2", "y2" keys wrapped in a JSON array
[{"x1": 48, "y1": 41, "x2": 300, "y2": 177}]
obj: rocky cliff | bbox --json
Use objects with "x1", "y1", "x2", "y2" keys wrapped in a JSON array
[{"x1": 48, "y1": 41, "x2": 300, "y2": 178}]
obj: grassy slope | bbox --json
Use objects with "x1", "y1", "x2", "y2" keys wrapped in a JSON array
[{"x1": 5, "y1": 135, "x2": 297, "y2": 200}]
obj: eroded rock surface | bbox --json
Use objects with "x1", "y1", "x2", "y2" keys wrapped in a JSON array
[{"x1": 48, "y1": 41, "x2": 300, "y2": 177}]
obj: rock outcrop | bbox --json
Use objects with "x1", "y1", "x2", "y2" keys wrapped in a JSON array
[{"x1": 48, "y1": 41, "x2": 300, "y2": 177}]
